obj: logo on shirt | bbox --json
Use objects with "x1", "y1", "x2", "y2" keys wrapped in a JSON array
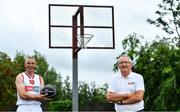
[
  {"x1": 128, "y1": 82, "x2": 135, "y2": 85},
  {"x1": 29, "y1": 80, "x2": 34, "y2": 85},
  {"x1": 25, "y1": 86, "x2": 40, "y2": 92}
]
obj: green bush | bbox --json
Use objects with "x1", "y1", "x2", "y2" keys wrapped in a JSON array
[{"x1": 48, "y1": 100, "x2": 72, "y2": 111}]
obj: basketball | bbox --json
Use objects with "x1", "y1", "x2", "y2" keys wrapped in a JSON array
[{"x1": 41, "y1": 84, "x2": 56, "y2": 98}]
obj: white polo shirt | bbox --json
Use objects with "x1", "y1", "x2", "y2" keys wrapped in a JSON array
[{"x1": 108, "y1": 72, "x2": 145, "y2": 112}]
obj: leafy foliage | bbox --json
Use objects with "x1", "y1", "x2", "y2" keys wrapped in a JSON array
[
  {"x1": 0, "y1": 52, "x2": 17, "y2": 110},
  {"x1": 147, "y1": 0, "x2": 180, "y2": 46},
  {"x1": 79, "y1": 82, "x2": 111, "y2": 111},
  {"x1": 48, "y1": 100, "x2": 72, "y2": 111}
]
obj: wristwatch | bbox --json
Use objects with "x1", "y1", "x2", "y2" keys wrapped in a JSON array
[{"x1": 117, "y1": 100, "x2": 123, "y2": 105}]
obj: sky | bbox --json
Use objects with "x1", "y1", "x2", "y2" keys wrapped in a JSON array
[{"x1": 0, "y1": 0, "x2": 165, "y2": 86}]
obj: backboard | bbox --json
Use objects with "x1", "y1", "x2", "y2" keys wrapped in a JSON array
[{"x1": 49, "y1": 4, "x2": 115, "y2": 49}]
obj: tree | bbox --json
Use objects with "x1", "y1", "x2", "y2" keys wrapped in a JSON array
[
  {"x1": 135, "y1": 38, "x2": 180, "y2": 110},
  {"x1": 146, "y1": 0, "x2": 180, "y2": 109},
  {"x1": 0, "y1": 52, "x2": 17, "y2": 110},
  {"x1": 147, "y1": 0, "x2": 180, "y2": 46},
  {"x1": 79, "y1": 81, "x2": 112, "y2": 111}
]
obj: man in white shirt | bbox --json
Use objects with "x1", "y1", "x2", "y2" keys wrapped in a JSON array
[
  {"x1": 15, "y1": 57, "x2": 50, "y2": 112},
  {"x1": 106, "y1": 54, "x2": 145, "y2": 112}
]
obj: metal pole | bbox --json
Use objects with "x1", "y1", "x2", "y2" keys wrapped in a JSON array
[
  {"x1": 72, "y1": 6, "x2": 83, "y2": 111},
  {"x1": 72, "y1": 15, "x2": 78, "y2": 111},
  {"x1": 72, "y1": 56, "x2": 78, "y2": 111}
]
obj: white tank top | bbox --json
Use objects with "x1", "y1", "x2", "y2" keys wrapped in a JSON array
[{"x1": 16, "y1": 72, "x2": 42, "y2": 105}]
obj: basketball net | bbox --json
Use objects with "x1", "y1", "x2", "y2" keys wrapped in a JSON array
[{"x1": 77, "y1": 34, "x2": 94, "y2": 49}]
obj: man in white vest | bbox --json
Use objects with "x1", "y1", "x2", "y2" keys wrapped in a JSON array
[
  {"x1": 106, "y1": 54, "x2": 145, "y2": 112},
  {"x1": 15, "y1": 57, "x2": 50, "y2": 112}
]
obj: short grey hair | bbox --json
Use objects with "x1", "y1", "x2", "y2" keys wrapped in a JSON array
[
  {"x1": 118, "y1": 54, "x2": 133, "y2": 63},
  {"x1": 24, "y1": 56, "x2": 36, "y2": 64}
]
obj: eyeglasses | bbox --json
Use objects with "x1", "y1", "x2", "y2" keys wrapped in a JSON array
[{"x1": 118, "y1": 61, "x2": 131, "y2": 64}]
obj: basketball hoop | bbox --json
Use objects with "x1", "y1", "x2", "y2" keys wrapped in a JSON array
[{"x1": 77, "y1": 34, "x2": 94, "y2": 49}]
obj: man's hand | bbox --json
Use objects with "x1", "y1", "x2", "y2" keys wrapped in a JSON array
[
  {"x1": 106, "y1": 91, "x2": 118, "y2": 102},
  {"x1": 121, "y1": 90, "x2": 144, "y2": 104},
  {"x1": 106, "y1": 91, "x2": 135, "y2": 103},
  {"x1": 34, "y1": 94, "x2": 52, "y2": 101}
]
